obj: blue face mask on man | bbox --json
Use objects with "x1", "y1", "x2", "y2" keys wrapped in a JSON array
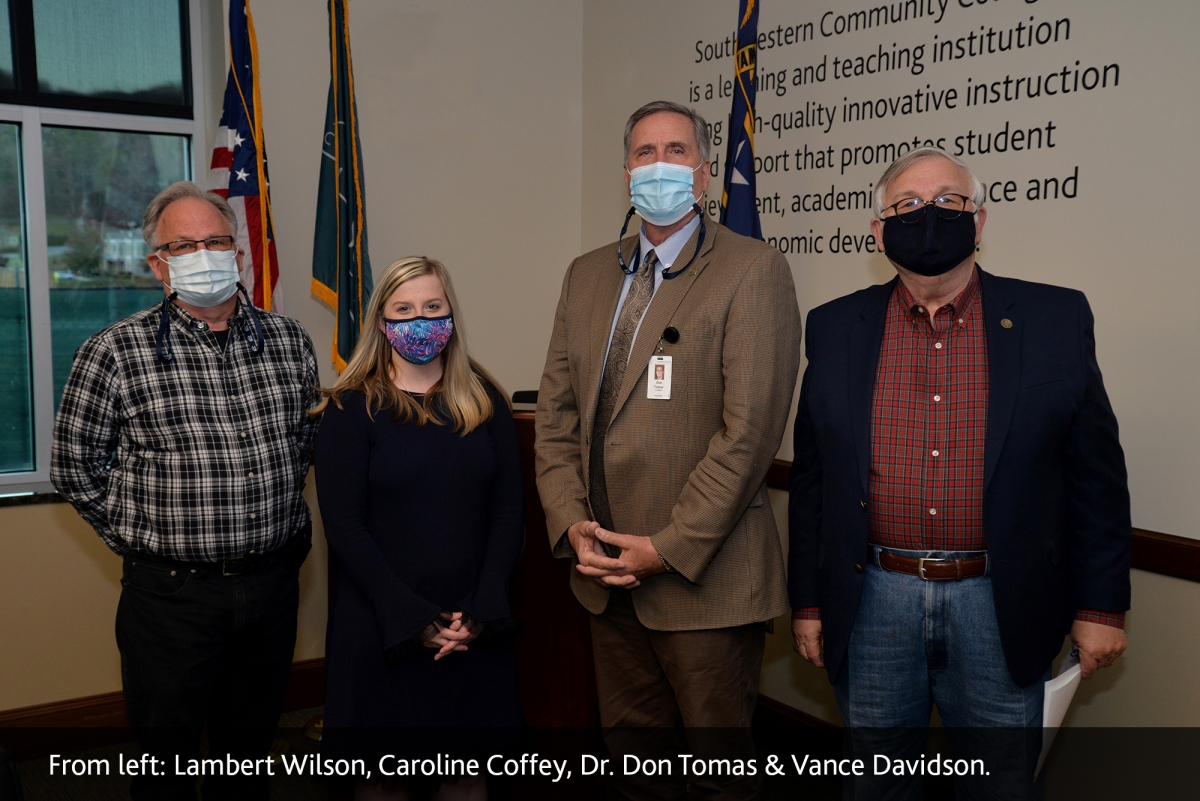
[
  {"x1": 627, "y1": 161, "x2": 703, "y2": 226},
  {"x1": 165, "y1": 248, "x2": 241, "y2": 307}
]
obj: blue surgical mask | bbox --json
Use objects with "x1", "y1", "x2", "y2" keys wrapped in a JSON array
[
  {"x1": 628, "y1": 161, "x2": 703, "y2": 226},
  {"x1": 165, "y1": 248, "x2": 240, "y2": 307}
]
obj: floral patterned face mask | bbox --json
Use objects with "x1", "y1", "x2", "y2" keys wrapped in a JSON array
[{"x1": 382, "y1": 314, "x2": 454, "y2": 365}]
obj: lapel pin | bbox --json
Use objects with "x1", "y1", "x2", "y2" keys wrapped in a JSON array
[{"x1": 1001, "y1": 318, "x2": 1013, "y2": 329}]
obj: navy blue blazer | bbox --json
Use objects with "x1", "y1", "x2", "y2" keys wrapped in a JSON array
[{"x1": 787, "y1": 269, "x2": 1132, "y2": 687}]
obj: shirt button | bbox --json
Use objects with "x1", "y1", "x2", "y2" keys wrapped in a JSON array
[
  {"x1": 249, "y1": 513, "x2": 257, "y2": 519},
  {"x1": 247, "y1": 471, "x2": 254, "y2": 477},
  {"x1": 935, "y1": 342, "x2": 943, "y2": 349},
  {"x1": 239, "y1": 432, "x2": 247, "y2": 438},
  {"x1": 932, "y1": 450, "x2": 940, "y2": 457},
  {"x1": 229, "y1": 394, "x2": 238, "y2": 400},
  {"x1": 958, "y1": 318, "x2": 964, "y2": 325},
  {"x1": 930, "y1": 508, "x2": 937, "y2": 515},
  {"x1": 933, "y1": 395, "x2": 941, "y2": 402}
]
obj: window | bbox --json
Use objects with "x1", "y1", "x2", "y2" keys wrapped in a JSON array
[
  {"x1": 0, "y1": 7, "x2": 12, "y2": 91},
  {"x1": 0, "y1": 0, "x2": 206, "y2": 491},
  {"x1": 0, "y1": 122, "x2": 28, "y2": 472},
  {"x1": 1, "y1": 0, "x2": 191, "y2": 117},
  {"x1": 43, "y1": 127, "x2": 189, "y2": 406},
  {"x1": 32, "y1": 0, "x2": 188, "y2": 107}
]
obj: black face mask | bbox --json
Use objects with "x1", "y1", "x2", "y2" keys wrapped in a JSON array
[{"x1": 881, "y1": 208, "x2": 977, "y2": 277}]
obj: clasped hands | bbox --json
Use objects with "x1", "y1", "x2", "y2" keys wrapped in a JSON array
[
  {"x1": 419, "y1": 610, "x2": 483, "y2": 660},
  {"x1": 567, "y1": 520, "x2": 665, "y2": 589}
]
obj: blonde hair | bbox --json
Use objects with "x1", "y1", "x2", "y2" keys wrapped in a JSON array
[{"x1": 311, "y1": 256, "x2": 505, "y2": 433}]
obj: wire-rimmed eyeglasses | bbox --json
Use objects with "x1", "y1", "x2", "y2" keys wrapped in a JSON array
[
  {"x1": 883, "y1": 194, "x2": 972, "y2": 222},
  {"x1": 155, "y1": 236, "x2": 236, "y2": 257}
]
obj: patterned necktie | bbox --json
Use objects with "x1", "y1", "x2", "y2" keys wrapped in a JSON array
[{"x1": 589, "y1": 250, "x2": 657, "y2": 534}]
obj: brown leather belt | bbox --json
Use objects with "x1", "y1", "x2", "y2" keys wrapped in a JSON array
[{"x1": 878, "y1": 550, "x2": 987, "y2": 581}]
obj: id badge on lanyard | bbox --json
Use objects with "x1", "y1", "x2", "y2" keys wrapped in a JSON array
[{"x1": 647, "y1": 355, "x2": 672, "y2": 400}]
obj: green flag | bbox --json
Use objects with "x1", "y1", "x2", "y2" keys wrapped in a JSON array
[{"x1": 311, "y1": 0, "x2": 372, "y2": 373}]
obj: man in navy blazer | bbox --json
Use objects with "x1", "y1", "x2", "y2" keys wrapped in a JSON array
[{"x1": 788, "y1": 148, "x2": 1130, "y2": 798}]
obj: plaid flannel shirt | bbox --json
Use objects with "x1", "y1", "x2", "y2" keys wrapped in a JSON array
[{"x1": 51, "y1": 298, "x2": 320, "y2": 562}]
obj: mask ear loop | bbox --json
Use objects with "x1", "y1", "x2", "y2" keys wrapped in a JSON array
[
  {"x1": 616, "y1": 206, "x2": 641, "y2": 275},
  {"x1": 155, "y1": 292, "x2": 177, "y2": 363},
  {"x1": 237, "y1": 283, "x2": 265, "y2": 355},
  {"x1": 618, "y1": 164, "x2": 705, "y2": 277},
  {"x1": 659, "y1": 205, "x2": 707, "y2": 281}
]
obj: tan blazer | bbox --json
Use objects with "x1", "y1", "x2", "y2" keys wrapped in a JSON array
[{"x1": 535, "y1": 218, "x2": 802, "y2": 630}]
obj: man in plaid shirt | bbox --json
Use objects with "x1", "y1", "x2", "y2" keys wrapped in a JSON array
[
  {"x1": 52, "y1": 182, "x2": 319, "y2": 800},
  {"x1": 788, "y1": 149, "x2": 1131, "y2": 799}
]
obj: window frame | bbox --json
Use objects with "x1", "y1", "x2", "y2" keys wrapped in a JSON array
[
  {"x1": 0, "y1": 0, "x2": 208, "y2": 495},
  {"x1": 1, "y1": 0, "x2": 193, "y2": 119}
]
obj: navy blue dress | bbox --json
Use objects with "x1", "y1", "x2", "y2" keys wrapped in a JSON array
[{"x1": 315, "y1": 383, "x2": 523, "y2": 727}]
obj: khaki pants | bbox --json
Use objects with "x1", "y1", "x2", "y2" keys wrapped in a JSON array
[{"x1": 590, "y1": 589, "x2": 766, "y2": 800}]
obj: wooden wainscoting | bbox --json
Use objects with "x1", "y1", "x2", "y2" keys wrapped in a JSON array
[
  {"x1": 0, "y1": 657, "x2": 327, "y2": 759},
  {"x1": 0, "y1": 657, "x2": 328, "y2": 731}
]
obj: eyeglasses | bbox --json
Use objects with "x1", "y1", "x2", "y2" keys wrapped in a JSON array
[
  {"x1": 883, "y1": 194, "x2": 972, "y2": 223},
  {"x1": 155, "y1": 236, "x2": 236, "y2": 257}
]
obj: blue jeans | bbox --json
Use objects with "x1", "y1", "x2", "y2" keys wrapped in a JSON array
[{"x1": 834, "y1": 547, "x2": 1047, "y2": 801}]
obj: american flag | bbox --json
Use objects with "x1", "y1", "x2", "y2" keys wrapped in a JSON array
[{"x1": 208, "y1": 0, "x2": 280, "y2": 311}]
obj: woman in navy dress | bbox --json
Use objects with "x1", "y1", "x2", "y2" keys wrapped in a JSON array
[{"x1": 313, "y1": 256, "x2": 523, "y2": 799}]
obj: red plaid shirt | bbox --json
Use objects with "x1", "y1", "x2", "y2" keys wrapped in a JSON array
[
  {"x1": 795, "y1": 269, "x2": 1122, "y2": 628},
  {"x1": 870, "y1": 270, "x2": 988, "y2": 552}
]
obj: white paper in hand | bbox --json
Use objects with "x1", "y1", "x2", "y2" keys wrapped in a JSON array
[{"x1": 1034, "y1": 650, "x2": 1082, "y2": 780}]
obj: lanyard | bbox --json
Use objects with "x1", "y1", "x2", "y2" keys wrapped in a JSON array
[
  {"x1": 616, "y1": 204, "x2": 707, "y2": 281},
  {"x1": 155, "y1": 285, "x2": 265, "y2": 363}
]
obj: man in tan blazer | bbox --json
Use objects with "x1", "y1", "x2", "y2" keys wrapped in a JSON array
[{"x1": 535, "y1": 100, "x2": 801, "y2": 799}]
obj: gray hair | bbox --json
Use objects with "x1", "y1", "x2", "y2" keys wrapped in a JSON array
[
  {"x1": 623, "y1": 100, "x2": 711, "y2": 164},
  {"x1": 142, "y1": 181, "x2": 238, "y2": 249},
  {"x1": 873, "y1": 147, "x2": 986, "y2": 217}
]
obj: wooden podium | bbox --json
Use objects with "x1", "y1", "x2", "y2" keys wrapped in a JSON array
[{"x1": 509, "y1": 410, "x2": 599, "y2": 727}]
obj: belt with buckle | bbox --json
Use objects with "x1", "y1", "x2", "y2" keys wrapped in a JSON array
[
  {"x1": 218, "y1": 551, "x2": 275, "y2": 576},
  {"x1": 130, "y1": 548, "x2": 279, "y2": 577},
  {"x1": 129, "y1": 522, "x2": 311, "y2": 577},
  {"x1": 878, "y1": 550, "x2": 987, "y2": 581}
]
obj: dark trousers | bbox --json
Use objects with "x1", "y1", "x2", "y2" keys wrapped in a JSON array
[
  {"x1": 590, "y1": 589, "x2": 766, "y2": 801},
  {"x1": 115, "y1": 531, "x2": 308, "y2": 801}
]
